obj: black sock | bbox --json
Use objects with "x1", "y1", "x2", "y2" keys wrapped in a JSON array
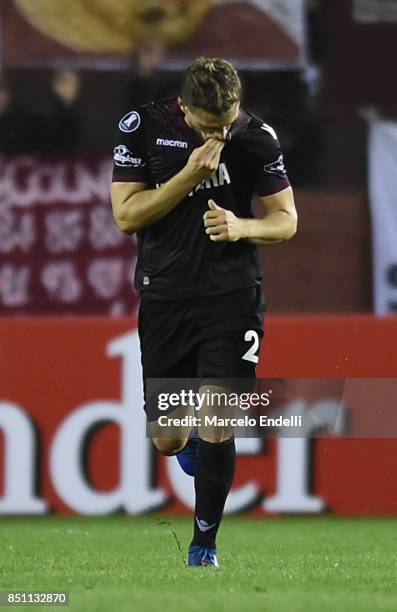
[{"x1": 191, "y1": 437, "x2": 236, "y2": 549}]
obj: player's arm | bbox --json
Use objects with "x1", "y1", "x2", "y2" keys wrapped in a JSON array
[
  {"x1": 111, "y1": 139, "x2": 224, "y2": 234},
  {"x1": 204, "y1": 117, "x2": 298, "y2": 244},
  {"x1": 242, "y1": 185, "x2": 297, "y2": 244},
  {"x1": 203, "y1": 186, "x2": 297, "y2": 244}
]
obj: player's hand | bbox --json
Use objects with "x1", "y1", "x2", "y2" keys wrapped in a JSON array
[
  {"x1": 185, "y1": 139, "x2": 225, "y2": 183},
  {"x1": 203, "y1": 199, "x2": 245, "y2": 242}
]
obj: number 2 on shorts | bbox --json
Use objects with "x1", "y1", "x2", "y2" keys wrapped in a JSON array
[{"x1": 242, "y1": 330, "x2": 259, "y2": 364}]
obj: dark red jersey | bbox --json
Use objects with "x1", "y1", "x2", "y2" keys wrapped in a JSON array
[{"x1": 112, "y1": 98, "x2": 290, "y2": 299}]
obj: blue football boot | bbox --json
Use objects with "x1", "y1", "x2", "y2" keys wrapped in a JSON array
[
  {"x1": 176, "y1": 437, "x2": 199, "y2": 477},
  {"x1": 188, "y1": 545, "x2": 219, "y2": 568}
]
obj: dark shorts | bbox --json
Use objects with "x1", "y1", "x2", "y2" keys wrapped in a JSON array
[{"x1": 138, "y1": 286, "x2": 265, "y2": 420}]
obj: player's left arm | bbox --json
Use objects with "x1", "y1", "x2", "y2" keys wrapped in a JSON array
[
  {"x1": 203, "y1": 118, "x2": 297, "y2": 244},
  {"x1": 243, "y1": 185, "x2": 297, "y2": 244},
  {"x1": 203, "y1": 186, "x2": 297, "y2": 244}
]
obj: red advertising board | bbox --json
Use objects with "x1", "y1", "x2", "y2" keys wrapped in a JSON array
[{"x1": 0, "y1": 315, "x2": 397, "y2": 516}]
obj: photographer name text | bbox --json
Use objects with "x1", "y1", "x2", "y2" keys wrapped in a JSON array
[{"x1": 157, "y1": 415, "x2": 303, "y2": 428}]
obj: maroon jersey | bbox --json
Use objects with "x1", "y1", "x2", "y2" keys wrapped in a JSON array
[{"x1": 112, "y1": 98, "x2": 290, "y2": 299}]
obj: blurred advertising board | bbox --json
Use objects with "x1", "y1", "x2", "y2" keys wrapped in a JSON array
[
  {"x1": 0, "y1": 156, "x2": 138, "y2": 315},
  {"x1": 1, "y1": 315, "x2": 397, "y2": 516},
  {"x1": 1, "y1": 0, "x2": 306, "y2": 69}
]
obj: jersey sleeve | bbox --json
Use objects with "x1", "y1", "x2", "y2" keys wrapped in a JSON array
[
  {"x1": 112, "y1": 109, "x2": 149, "y2": 184},
  {"x1": 240, "y1": 117, "x2": 290, "y2": 197}
]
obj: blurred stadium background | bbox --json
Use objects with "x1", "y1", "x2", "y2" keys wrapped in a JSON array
[{"x1": 1, "y1": 1, "x2": 397, "y2": 610}]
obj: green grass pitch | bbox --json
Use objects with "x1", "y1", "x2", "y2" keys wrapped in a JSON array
[{"x1": 0, "y1": 516, "x2": 396, "y2": 611}]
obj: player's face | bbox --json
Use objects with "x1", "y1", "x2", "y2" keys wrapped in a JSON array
[{"x1": 179, "y1": 99, "x2": 240, "y2": 142}]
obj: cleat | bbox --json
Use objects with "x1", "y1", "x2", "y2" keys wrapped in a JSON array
[
  {"x1": 188, "y1": 545, "x2": 219, "y2": 567},
  {"x1": 176, "y1": 437, "x2": 199, "y2": 477}
]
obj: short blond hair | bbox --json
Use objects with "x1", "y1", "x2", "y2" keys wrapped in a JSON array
[{"x1": 182, "y1": 57, "x2": 241, "y2": 115}]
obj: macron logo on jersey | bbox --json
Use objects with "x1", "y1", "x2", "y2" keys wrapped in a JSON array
[{"x1": 156, "y1": 137, "x2": 188, "y2": 149}]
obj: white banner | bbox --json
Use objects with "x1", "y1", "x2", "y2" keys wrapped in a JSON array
[
  {"x1": 354, "y1": 0, "x2": 397, "y2": 23},
  {"x1": 368, "y1": 119, "x2": 397, "y2": 314}
]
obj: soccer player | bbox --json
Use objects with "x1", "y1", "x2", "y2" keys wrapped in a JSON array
[{"x1": 111, "y1": 57, "x2": 297, "y2": 567}]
